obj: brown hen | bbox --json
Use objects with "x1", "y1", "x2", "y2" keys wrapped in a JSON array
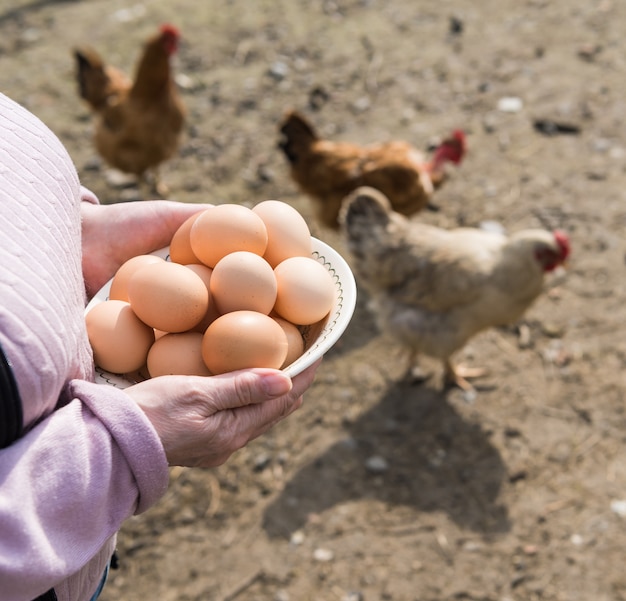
[
  {"x1": 278, "y1": 110, "x2": 466, "y2": 228},
  {"x1": 339, "y1": 187, "x2": 571, "y2": 391},
  {"x1": 74, "y1": 24, "x2": 186, "y2": 197}
]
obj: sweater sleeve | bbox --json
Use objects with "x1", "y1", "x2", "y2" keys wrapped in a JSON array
[{"x1": 0, "y1": 381, "x2": 169, "y2": 601}]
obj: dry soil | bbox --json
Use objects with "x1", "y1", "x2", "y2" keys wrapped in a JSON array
[{"x1": 2, "y1": 1, "x2": 626, "y2": 600}]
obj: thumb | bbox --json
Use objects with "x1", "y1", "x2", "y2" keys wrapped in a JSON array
[{"x1": 211, "y1": 368, "x2": 293, "y2": 411}]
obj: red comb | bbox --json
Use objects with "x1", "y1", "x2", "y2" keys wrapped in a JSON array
[
  {"x1": 452, "y1": 129, "x2": 466, "y2": 146},
  {"x1": 554, "y1": 230, "x2": 571, "y2": 260},
  {"x1": 160, "y1": 23, "x2": 180, "y2": 38},
  {"x1": 159, "y1": 24, "x2": 180, "y2": 54},
  {"x1": 433, "y1": 129, "x2": 466, "y2": 166}
]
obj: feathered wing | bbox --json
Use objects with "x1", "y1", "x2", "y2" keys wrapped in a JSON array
[
  {"x1": 340, "y1": 187, "x2": 501, "y2": 312},
  {"x1": 390, "y1": 226, "x2": 507, "y2": 311}
]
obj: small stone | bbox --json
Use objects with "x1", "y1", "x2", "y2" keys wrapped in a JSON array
[
  {"x1": 352, "y1": 97, "x2": 371, "y2": 113},
  {"x1": 541, "y1": 322, "x2": 565, "y2": 338},
  {"x1": 174, "y1": 73, "x2": 199, "y2": 91},
  {"x1": 342, "y1": 593, "x2": 364, "y2": 601},
  {"x1": 428, "y1": 448, "x2": 447, "y2": 468},
  {"x1": 112, "y1": 4, "x2": 147, "y2": 22},
  {"x1": 253, "y1": 453, "x2": 271, "y2": 472},
  {"x1": 610, "y1": 499, "x2": 626, "y2": 517},
  {"x1": 570, "y1": 534, "x2": 584, "y2": 546},
  {"x1": 577, "y1": 43, "x2": 602, "y2": 62},
  {"x1": 290, "y1": 530, "x2": 305, "y2": 545},
  {"x1": 462, "y1": 541, "x2": 483, "y2": 552},
  {"x1": 268, "y1": 61, "x2": 289, "y2": 81},
  {"x1": 338, "y1": 436, "x2": 358, "y2": 451},
  {"x1": 463, "y1": 388, "x2": 477, "y2": 403},
  {"x1": 449, "y1": 16, "x2": 464, "y2": 35},
  {"x1": 533, "y1": 119, "x2": 581, "y2": 136},
  {"x1": 365, "y1": 455, "x2": 388, "y2": 473},
  {"x1": 104, "y1": 169, "x2": 138, "y2": 189},
  {"x1": 523, "y1": 544, "x2": 538, "y2": 555},
  {"x1": 313, "y1": 547, "x2": 334, "y2": 562},
  {"x1": 482, "y1": 112, "x2": 497, "y2": 133},
  {"x1": 20, "y1": 28, "x2": 41, "y2": 44},
  {"x1": 592, "y1": 138, "x2": 612, "y2": 153},
  {"x1": 83, "y1": 156, "x2": 102, "y2": 172},
  {"x1": 119, "y1": 188, "x2": 144, "y2": 202},
  {"x1": 497, "y1": 97, "x2": 523, "y2": 113}
]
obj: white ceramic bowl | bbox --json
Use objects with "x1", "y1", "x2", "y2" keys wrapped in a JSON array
[{"x1": 85, "y1": 237, "x2": 357, "y2": 388}]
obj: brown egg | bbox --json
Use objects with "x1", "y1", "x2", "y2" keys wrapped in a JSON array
[
  {"x1": 184, "y1": 263, "x2": 213, "y2": 289},
  {"x1": 273, "y1": 257, "x2": 336, "y2": 325},
  {"x1": 169, "y1": 212, "x2": 203, "y2": 265},
  {"x1": 189, "y1": 204, "x2": 268, "y2": 268},
  {"x1": 184, "y1": 263, "x2": 220, "y2": 332},
  {"x1": 201, "y1": 310, "x2": 288, "y2": 374},
  {"x1": 272, "y1": 315, "x2": 305, "y2": 368},
  {"x1": 147, "y1": 332, "x2": 212, "y2": 377},
  {"x1": 127, "y1": 261, "x2": 209, "y2": 333},
  {"x1": 210, "y1": 251, "x2": 277, "y2": 315},
  {"x1": 109, "y1": 254, "x2": 165, "y2": 302},
  {"x1": 85, "y1": 300, "x2": 155, "y2": 373},
  {"x1": 252, "y1": 200, "x2": 313, "y2": 268}
]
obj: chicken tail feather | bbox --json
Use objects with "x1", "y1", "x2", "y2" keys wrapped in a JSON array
[
  {"x1": 74, "y1": 47, "x2": 110, "y2": 110},
  {"x1": 339, "y1": 186, "x2": 394, "y2": 262},
  {"x1": 339, "y1": 187, "x2": 413, "y2": 290},
  {"x1": 340, "y1": 186, "x2": 392, "y2": 230},
  {"x1": 277, "y1": 110, "x2": 319, "y2": 165}
]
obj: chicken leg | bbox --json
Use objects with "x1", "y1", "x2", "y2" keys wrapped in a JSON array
[
  {"x1": 141, "y1": 168, "x2": 169, "y2": 199},
  {"x1": 443, "y1": 359, "x2": 488, "y2": 392}
]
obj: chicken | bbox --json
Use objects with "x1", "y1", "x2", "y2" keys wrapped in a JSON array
[
  {"x1": 74, "y1": 24, "x2": 186, "y2": 197},
  {"x1": 278, "y1": 110, "x2": 466, "y2": 229},
  {"x1": 338, "y1": 187, "x2": 571, "y2": 391}
]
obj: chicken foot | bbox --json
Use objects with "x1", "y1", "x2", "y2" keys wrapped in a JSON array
[
  {"x1": 404, "y1": 350, "x2": 487, "y2": 391},
  {"x1": 443, "y1": 359, "x2": 488, "y2": 391},
  {"x1": 141, "y1": 168, "x2": 170, "y2": 199}
]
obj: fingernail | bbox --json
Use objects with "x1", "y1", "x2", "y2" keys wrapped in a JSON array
[{"x1": 262, "y1": 373, "x2": 292, "y2": 396}]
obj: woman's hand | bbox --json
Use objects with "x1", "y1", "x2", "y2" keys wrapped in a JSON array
[
  {"x1": 81, "y1": 200, "x2": 212, "y2": 299},
  {"x1": 125, "y1": 359, "x2": 321, "y2": 467}
]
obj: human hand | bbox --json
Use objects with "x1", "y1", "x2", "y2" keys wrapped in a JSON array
[
  {"x1": 124, "y1": 359, "x2": 322, "y2": 467},
  {"x1": 81, "y1": 200, "x2": 213, "y2": 299}
]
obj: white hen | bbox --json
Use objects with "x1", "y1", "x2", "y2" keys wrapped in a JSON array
[{"x1": 339, "y1": 186, "x2": 571, "y2": 390}]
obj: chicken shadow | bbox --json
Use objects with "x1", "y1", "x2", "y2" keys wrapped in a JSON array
[{"x1": 263, "y1": 382, "x2": 511, "y2": 539}]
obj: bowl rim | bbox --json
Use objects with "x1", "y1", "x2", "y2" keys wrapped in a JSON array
[{"x1": 283, "y1": 237, "x2": 356, "y2": 377}]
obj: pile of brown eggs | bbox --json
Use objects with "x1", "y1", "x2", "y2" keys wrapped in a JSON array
[{"x1": 85, "y1": 200, "x2": 336, "y2": 377}]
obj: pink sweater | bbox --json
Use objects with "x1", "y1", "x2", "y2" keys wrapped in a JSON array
[{"x1": 0, "y1": 93, "x2": 169, "y2": 600}]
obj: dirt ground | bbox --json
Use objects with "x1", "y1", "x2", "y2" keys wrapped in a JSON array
[{"x1": 3, "y1": 0, "x2": 626, "y2": 599}]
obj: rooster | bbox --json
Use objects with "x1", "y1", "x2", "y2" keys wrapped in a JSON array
[
  {"x1": 339, "y1": 187, "x2": 571, "y2": 391},
  {"x1": 278, "y1": 110, "x2": 466, "y2": 229},
  {"x1": 74, "y1": 24, "x2": 186, "y2": 197}
]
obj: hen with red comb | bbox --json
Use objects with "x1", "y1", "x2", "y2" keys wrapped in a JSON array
[
  {"x1": 74, "y1": 23, "x2": 186, "y2": 197},
  {"x1": 278, "y1": 109, "x2": 467, "y2": 229},
  {"x1": 339, "y1": 186, "x2": 571, "y2": 392}
]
